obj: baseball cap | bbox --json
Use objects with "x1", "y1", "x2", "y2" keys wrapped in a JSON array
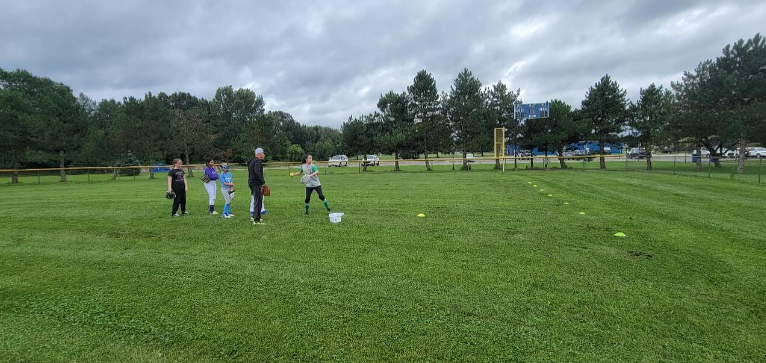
[{"x1": 255, "y1": 148, "x2": 264, "y2": 155}]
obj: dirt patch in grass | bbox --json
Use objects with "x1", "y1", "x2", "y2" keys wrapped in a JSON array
[{"x1": 628, "y1": 250, "x2": 653, "y2": 259}]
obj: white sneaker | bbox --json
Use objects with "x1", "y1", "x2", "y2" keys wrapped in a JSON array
[
  {"x1": 223, "y1": 214, "x2": 233, "y2": 219},
  {"x1": 211, "y1": 211, "x2": 219, "y2": 215},
  {"x1": 172, "y1": 213, "x2": 179, "y2": 217},
  {"x1": 228, "y1": 214, "x2": 235, "y2": 217}
]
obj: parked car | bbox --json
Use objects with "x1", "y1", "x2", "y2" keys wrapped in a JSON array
[
  {"x1": 362, "y1": 155, "x2": 380, "y2": 166},
  {"x1": 723, "y1": 149, "x2": 740, "y2": 158},
  {"x1": 691, "y1": 148, "x2": 712, "y2": 162},
  {"x1": 627, "y1": 148, "x2": 650, "y2": 159},
  {"x1": 587, "y1": 146, "x2": 611, "y2": 155},
  {"x1": 518, "y1": 150, "x2": 532, "y2": 157},
  {"x1": 746, "y1": 147, "x2": 766, "y2": 158},
  {"x1": 465, "y1": 153, "x2": 475, "y2": 162},
  {"x1": 328, "y1": 155, "x2": 348, "y2": 167},
  {"x1": 691, "y1": 149, "x2": 711, "y2": 157},
  {"x1": 573, "y1": 149, "x2": 587, "y2": 156}
]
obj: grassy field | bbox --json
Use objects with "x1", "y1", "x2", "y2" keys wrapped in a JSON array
[{"x1": 1, "y1": 168, "x2": 765, "y2": 362}]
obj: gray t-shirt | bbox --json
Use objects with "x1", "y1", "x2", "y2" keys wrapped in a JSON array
[{"x1": 301, "y1": 164, "x2": 321, "y2": 187}]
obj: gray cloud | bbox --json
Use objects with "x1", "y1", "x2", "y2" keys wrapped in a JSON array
[{"x1": 1, "y1": 0, "x2": 763, "y2": 127}]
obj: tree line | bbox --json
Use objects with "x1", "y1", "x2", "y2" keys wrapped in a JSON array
[
  {"x1": 2, "y1": 33, "x2": 764, "y2": 183},
  {"x1": 343, "y1": 33, "x2": 766, "y2": 172},
  {"x1": 0, "y1": 73, "x2": 342, "y2": 182}
]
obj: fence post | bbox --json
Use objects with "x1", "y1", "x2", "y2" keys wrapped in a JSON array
[
  {"x1": 582, "y1": 157, "x2": 585, "y2": 171},
  {"x1": 503, "y1": 156, "x2": 506, "y2": 172},
  {"x1": 38, "y1": 171, "x2": 41, "y2": 185},
  {"x1": 88, "y1": 169, "x2": 91, "y2": 183},
  {"x1": 625, "y1": 155, "x2": 628, "y2": 171},
  {"x1": 708, "y1": 157, "x2": 712, "y2": 178},
  {"x1": 673, "y1": 156, "x2": 677, "y2": 175},
  {"x1": 759, "y1": 157, "x2": 763, "y2": 184}
]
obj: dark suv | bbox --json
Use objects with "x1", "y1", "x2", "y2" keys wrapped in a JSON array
[{"x1": 627, "y1": 148, "x2": 650, "y2": 159}]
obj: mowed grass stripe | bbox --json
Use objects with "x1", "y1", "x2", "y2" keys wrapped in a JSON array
[{"x1": 1, "y1": 170, "x2": 765, "y2": 362}]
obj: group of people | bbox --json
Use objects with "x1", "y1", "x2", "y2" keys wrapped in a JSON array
[{"x1": 166, "y1": 147, "x2": 331, "y2": 225}]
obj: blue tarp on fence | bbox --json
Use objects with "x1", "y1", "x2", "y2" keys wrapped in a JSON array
[{"x1": 152, "y1": 163, "x2": 170, "y2": 173}]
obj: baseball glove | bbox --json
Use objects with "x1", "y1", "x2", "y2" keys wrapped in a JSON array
[
  {"x1": 300, "y1": 174, "x2": 310, "y2": 184},
  {"x1": 165, "y1": 190, "x2": 176, "y2": 199},
  {"x1": 261, "y1": 185, "x2": 271, "y2": 197}
]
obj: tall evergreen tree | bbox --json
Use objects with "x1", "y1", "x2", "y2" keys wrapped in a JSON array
[
  {"x1": 547, "y1": 100, "x2": 588, "y2": 169},
  {"x1": 341, "y1": 116, "x2": 368, "y2": 160},
  {"x1": 0, "y1": 68, "x2": 32, "y2": 183},
  {"x1": 629, "y1": 84, "x2": 673, "y2": 170},
  {"x1": 408, "y1": 70, "x2": 441, "y2": 171},
  {"x1": 715, "y1": 33, "x2": 766, "y2": 173},
  {"x1": 446, "y1": 68, "x2": 485, "y2": 170},
  {"x1": 581, "y1": 74, "x2": 628, "y2": 169},
  {"x1": 377, "y1": 91, "x2": 413, "y2": 171},
  {"x1": 671, "y1": 61, "x2": 729, "y2": 171},
  {"x1": 211, "y1": 86, "x2": 265, "y2": 158},
  {"x1": 1, "y1": 69, "x2": 88, "y2": 181}
]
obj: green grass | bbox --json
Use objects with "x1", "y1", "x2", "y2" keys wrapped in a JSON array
[
  {"x1": 1, "y1": 168, "x2": 765, "y2": 362},
  {"x1": 322, "y1": 156, "x2": 766, "y2": 184}
]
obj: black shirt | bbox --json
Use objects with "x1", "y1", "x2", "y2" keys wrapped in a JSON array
[
  {"x1": 248, "y1": 157, "x2": 265, "y2": 186},
  {"x1": 168, "y1": 168, "x2": 185, "y2": 188}
]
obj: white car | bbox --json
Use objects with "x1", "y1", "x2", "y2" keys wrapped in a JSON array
[
  {"x1": 362, "y1": 155, "x2": 380, "y2": 166},
  {"x1": 692, "y1": 149, "x2": 711, "y2": 157},
  {"x1": 747, "y1": 147, "x2": 766, "y2": 158},
  {"x1": 465, "y1": 153, "x2": 475, "y2": 162},
  {"x1": 724, "y1": 149, "x2": 740, "y2": 158},
  {"x1": 628, "y1": 148, "x2": 650, "y2": 159},
  {"x1": 328, "y1": 155, "x2": 348, "y2": 167}
]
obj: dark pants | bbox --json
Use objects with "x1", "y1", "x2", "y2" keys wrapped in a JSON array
[
  {"x1": 250, "y1": 184, "x2": 263, "y2": 222},
  {"x1": 305, "y1": 186, "x2": 326, "y2": 203},
  {"x1": 172, "y1": 185, "x2": 186, "y2": 215}
]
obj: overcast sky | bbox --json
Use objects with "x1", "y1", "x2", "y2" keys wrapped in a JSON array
[{"x1": 1, "y1": 0, "x2": 764, "y2": 128}]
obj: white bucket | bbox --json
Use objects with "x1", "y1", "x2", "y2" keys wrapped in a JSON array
[{"x1": 329, "y1": 212, "x2": 344, "y2": 223}]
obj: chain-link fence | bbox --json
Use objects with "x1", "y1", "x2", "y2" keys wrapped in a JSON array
[
  {"x1": 317, "y1": 154, "x2": 765, "y2": 184},
  {"x1": 617, "y1": 154, "x2": 764, "y2": 183},
  {"x1": 2, "y1": 154, "x2": 764, "y2": 186},
  {"x1": 0, "y1": 165, "x2": 205, "y2": 186}
]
